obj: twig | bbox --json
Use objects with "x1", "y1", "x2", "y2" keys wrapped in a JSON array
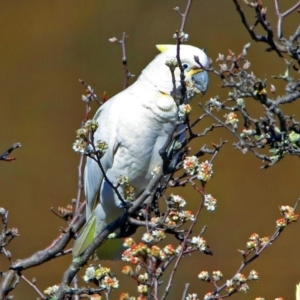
[
  {"x1": 89, "y1": 149, "x2": 126, "y2": 207},
  {"x1": 0, "y1": 143, "x2": 21, "y2": 162},
  {"x1": 169, "y1": 142, "x2": 226, "y2": 187},
  {"x1": 275, "y1": 0, "x2": 300, "y2": 39},
  {"x1": 176, "y1": 37, "x2": 186, "y2": 103},
  {"x1": 162, "y1": 0, "x2": 196, "y2": 173},
  {"x1": 173, "y1": 0, "x2": 194, "y2": 102},
  {"x1": 181, "y1": 283, "x2": 190, "y2": 300},
  {"x1": 199, "y1": 103, "x2": 243, "y2": 143},
  {"x1": 79, "y1": 79, "x2": 102, "y2": 106},
  {"x1": 73, "y1": 125, "x2": 86, "y2": 299},
  {"x1": 0, "y1": 208, "x2": 19, "y2": 260},
  {"x1": 174, "y1": 0, "x2": 193, "y2": 34},
  {"x1": 160, "y1": 192, "x2": 205, "y2": 300},
  {"x1": 232, "y1": 0, "x2": 283, "y2": 57},
  {"x1": 20, "y1": 275, "x2": 45, "y2": 299},
  {"x1": 108, "y1": 32, "x2": 134, "y2": 89},
  {"x1": 10, "y1": 202, "x2": 85, "y2": 272},
  {"x1": 75, "y1": 148, "x2": 85, "y2": 214},
  {"x1": 120, "y1": 32, "x2": 131, "y2": 90}
]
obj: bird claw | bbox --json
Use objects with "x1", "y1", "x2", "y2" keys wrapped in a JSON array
[{"x1": 121, "y1": 200, "x2": 133, "y2": 210}]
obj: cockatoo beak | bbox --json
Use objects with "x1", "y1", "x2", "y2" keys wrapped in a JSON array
[{"x1": 192, "y1": 70, "x2": 209, "y2": 95}]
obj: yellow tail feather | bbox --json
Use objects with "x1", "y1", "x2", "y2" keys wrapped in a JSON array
[
  {"x1": 72, "y1": 212, "x2": 96, "y2": 257},
  {"x1": 72, "y1": 211, "x2": 124, "y2": 260}
]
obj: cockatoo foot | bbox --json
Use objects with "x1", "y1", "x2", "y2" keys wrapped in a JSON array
[
  {"x1": 119, "y1": 200, "x2": 133, "y2": 210},
  {"x1": 117, "y1": 222, "x2": 138, "y2": 238}
]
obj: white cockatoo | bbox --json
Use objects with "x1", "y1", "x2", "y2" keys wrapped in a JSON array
[{"x1": 73, "y1": 44, "x2": 209, "y2": 260}]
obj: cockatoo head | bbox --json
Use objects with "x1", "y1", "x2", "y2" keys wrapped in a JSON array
[{"x1": 139, "y1": 44, "x2": 209, "y2": 98}]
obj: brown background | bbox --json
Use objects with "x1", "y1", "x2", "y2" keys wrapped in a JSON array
[{"x1": 0, "y1": 0, "x2": 299, "y2": 299}]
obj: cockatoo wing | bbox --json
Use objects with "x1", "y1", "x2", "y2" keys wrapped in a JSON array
[
  {"x1": 74, "y1": 86, "x2": 160, "y2": 259},
  {"x1": 84, "y1": 93, "x2": 126, "y2": 215},
  {"x1": 73, "y1": 98, "x2": 122, "y2": 258}
]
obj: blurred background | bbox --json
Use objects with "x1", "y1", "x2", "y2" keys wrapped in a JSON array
[{"x1": 0, "y1": 0, "x2": 299, "y2": 299}]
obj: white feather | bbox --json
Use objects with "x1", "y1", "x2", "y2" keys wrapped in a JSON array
[{"x1": 296, "y1": 282, "x2": 300, "y2": 300}]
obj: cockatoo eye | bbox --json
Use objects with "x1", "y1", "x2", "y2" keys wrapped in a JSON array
[{"x1": 182, "y1": 63, "x2": 190, "y2": 71}]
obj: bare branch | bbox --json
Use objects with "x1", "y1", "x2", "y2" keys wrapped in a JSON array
[
  {"x1": 10, "y1": 202, "x2": 85, "y2": 272},
  {"x1": 275, "y1": 0, "x2": 300, "y2": 39},
  {"x1": 161, "y1": 194, "x2": 205, "y2": 300},
  {"x1": 108, "y1": 32, "x2": 135, "y2": 89},
  {"x1": 232, "y1": 0, "x2": 283, "y2": 57},
  {"x1": 0, "y1": 143, "x2": 21, "y2": 162}
]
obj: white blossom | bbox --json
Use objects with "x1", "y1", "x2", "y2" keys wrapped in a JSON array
[
  {"x1": 190, "y1": 236, "x2": 206, "y2": 251},
  {"x1": 204, "y1": 194, "x2": 217, "y2": 211},
  {"x1": 183, "y1": 156, "x2": 199, "y2": 175}
]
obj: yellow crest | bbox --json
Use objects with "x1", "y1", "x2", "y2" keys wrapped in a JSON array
[{"x1": 156, "y1": 44, "x2": 174, "y2": 53}]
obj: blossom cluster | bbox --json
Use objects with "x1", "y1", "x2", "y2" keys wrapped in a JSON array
[
  {"x1": 246, "y1": 232, "x2": 270, "y2": 251},
  {"x1": 172, "y1": 29, "x2": 189, "y2": 42},
  {"x1": 121, "y1": 237, "x2": 179, "y2": 264},
  {"x1": 224, "y1": 112, "x2": 239, "y2": 126},
  {"x1": 121, "y1": 237, "x2": 181, "y2": 298},
  {"x1": 204, "y1": 194, "x2": 217, "y2": 211},
  {"x1": 199, "y1": 269, "x2": 259, "y2": 298},
  {"x1": 150, "y1": 194, "x2": 196, "y2": 227},
  {"x1": 255, "y1": 298, "x2": 285, "y2": 300},
  {"x1": 44, "y1": 285, "x2": 59, "y2": 297},
  {"x1": 183, "y1": 156, "x2": 213, "y2": 183},
  {"x1": 72, "y1": 119, "x2": 108, "y2": 156},
  {"x1": 119, "y1": 292, "x2": 145, "y2": 300},
  {"x1": 115, "y1": 175, "x2": 136, "y2": 202},
  {"x1": 245, "y1": 204, "x2": 298, "y2": 253},
  {"x1": 186, "y1": 294, "x2": 198, "y2": 300},
  {"x1": 277, "y1": 205, "x2": 298, "y2": 228},
  {"x1": 178, "y1": 103, "x2": 192, "y2": 117},
  {"x1": 206, "y1": 96, "x2": 223, "y2": 111},
  {"x1": 83, "y1": 264, "x2": 119, "y2": 290},
  {"x1": 189, "y1": 236, "x2": 207, "y2": 251}
]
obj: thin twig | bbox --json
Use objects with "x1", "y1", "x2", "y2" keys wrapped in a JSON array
[
  {"x1": 0, "y1": 143, "x2": 21, "y2": 162},
  {"x1": 181, "y1": 283, "x2": 190, "y2": 300},
  {"x1": 275, "y1": 0, "x2": 300, "y2": 38},
  {"x1": 75, "y1": 149, "x2": 84, "y2": 214},
  {"x1": 108, "y1": 32, "x2": 134, "y2": 90},
  {"x1": 161, "y1": 192, "x2": 205, "y2": 300},
  {"x1": 174, "y1": 0, "x2": 193, "y2": 34},
  {"x1": 232, "y1": 0, "x2": 283, "y2": 57},
  {"x1": 89, "y1": 151, "x2": 126, "y2": 207},
  {"x1": 79, "y1": 79, "x2": 102, "y2": 106},
  {"x1": 121, "y1": 32, "x2": 131, "y2": 90},
  {"x1": 20, "y1": 275, "x2": 45, "y2": 299},
  {"x1": 10, "y1": 202, "x2": 85, "y2": 271},
  {"x1": 199, "y1": 103, "x2": 242, "y2": 142}
]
